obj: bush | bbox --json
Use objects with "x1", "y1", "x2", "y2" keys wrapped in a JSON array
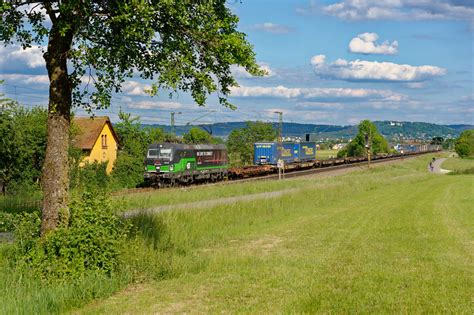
[
  {"x1": 455, "y1": 142, "x2": 472, "y2": 158},
  {"x1": 109, "y1": 152, "x2": 144, "y2": 189},
  {"x1": 13, "y1": 192, "x2": 129, "y2": 281},
  {"x1": 0, "y1": 212, "x2": 14, "y2": 232},
  {"x1": 70, "y1": 161, "x2": 109, "y2": 191},
  {"x1": 455, "y1": 130, "x2": 474, "y2": 158}
]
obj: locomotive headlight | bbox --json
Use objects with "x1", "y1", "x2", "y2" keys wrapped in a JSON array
[{"x1": 170, "y1": 165, "x2": 174, "y2": 171}]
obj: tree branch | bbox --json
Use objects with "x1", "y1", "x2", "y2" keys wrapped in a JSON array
[{"x1": 43, "y1": 1, "x2": 57, "y2": 24}]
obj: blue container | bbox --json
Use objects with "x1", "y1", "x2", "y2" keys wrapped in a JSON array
[
  {"x1": 254, "y1": 142, "x2": 307, "y2": 165},
  {"x1": 296, "y1": 142, "x2": 317, "y2": 161}
]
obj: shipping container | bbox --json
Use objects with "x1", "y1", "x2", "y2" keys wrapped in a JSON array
[
  {"x1": 254, "y1": 142, "x2": 317, "y2": 165},
  {"x1": 296, "y1": 142, "x2": 317, "y2": 161}
]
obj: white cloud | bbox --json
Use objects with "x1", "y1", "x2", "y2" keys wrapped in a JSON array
[
  {"x1": 230, "y1": 84, "x2": 405, "y2": 101},
  {"x1": 310, "y1": 54, "x2": 326, "y2": 66},
  {"x1": 0, "y1": 45, "x2": 45, "y2": 68},
  {"x1": 349, "y1": 33, "x2": 398, "y2": 55},
  {"x1": 121, "y1": 80, "x2": 152, "y2": 96},
  {"x1": 231, "y1": 62, "x2": 275, "y2": 79},
  {"x1": 296, "y1": 101, "x2": 345, "y2": 110},
  {"x1": 311, "y1": 55, "x2": 446, "y2": 82},
  {"x1": 0, "y1": 74, "x2": 49, "y2": 85},
  {"x1": 251, "y1": 22, "x2": 292, "y2": 34},
  {"x1": 128, "y1": 101, "x2": 184, "y2": 110},
  {"x1": 321, "y1": 0, "x2": 474, "y2": 21}
]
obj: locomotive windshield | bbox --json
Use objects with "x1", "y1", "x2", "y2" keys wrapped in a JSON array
[
  {"x1": 158, "y1": 148, "x2": 172, "y2": 160},
  {"x1": 147, "y1": 148, "x2": 172, "y2": 161},
  {"x1": 147, "y1": 149, "x2": 159, "y2": 158}
]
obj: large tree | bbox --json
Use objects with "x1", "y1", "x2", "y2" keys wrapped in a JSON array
[
  {"x1": 455, "y1": 129, "x2": 474, "y2": 158},
  {"x1": 1, "y1": 0, "x2": 262, "y2": 234},
  {"x1": 338, "y1": 120, "x2": 389, "y2": 158},
  {"x1": 227, "y1": 121, "x2": 276, "y2": 166}
]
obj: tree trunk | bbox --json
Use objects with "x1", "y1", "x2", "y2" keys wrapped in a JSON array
[{"x1": 41, "y1": 24, "x2": 74, "y2": 235}]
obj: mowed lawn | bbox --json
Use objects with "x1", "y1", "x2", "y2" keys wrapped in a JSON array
[{"x1": 78, "y1": 155, "x2": 473, "y2": 313}]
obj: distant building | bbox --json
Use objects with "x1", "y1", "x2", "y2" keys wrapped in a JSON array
[
  {"x1": 72, "y1": 116, "x2": 119, "y2": 174},
  {"x1": 389, "y1": 121, "x2": 403, "y2": 126},
  {"x1": 332, "y1": 143, "x2": 346, "y2": 150}
]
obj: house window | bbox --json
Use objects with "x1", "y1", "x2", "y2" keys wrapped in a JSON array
[{"x1": 101, "y1": 135, "x2": 108, "y2": 149}]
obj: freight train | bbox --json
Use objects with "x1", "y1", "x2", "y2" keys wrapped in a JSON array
[{"x1": 144, "y1": 142, "x2": 441, "y2": 187}]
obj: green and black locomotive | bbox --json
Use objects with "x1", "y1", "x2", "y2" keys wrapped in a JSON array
[{"x1": 144, "y1": 143, "x2": 228, "y2": 187}]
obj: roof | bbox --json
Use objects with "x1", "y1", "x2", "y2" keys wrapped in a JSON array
[{"x1": 72, "y1": 116, "x2": 119, "y2": 150}]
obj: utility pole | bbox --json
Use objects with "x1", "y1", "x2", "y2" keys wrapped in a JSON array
[
  {"x1": 274, "y1": 111, "x2": 283, "y2": 145},
  {"x1": 364, "y1": 131, "x2": 372, "y2": 169},
  {"x1": 274, "y1": 111, "x2": 283, "y2": 179},
  {"x1": 170, "y1": 111, "x2": 182, "y2": 135}
]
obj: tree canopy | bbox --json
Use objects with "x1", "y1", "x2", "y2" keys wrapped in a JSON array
[
  {"x1": 455, "y1": 130, "x2": 474, "y2": 158},
  {"x1": 183, "y1": 127, "x2": 212, "y2": 144},
  {"x1": 1, "y1": 0, "x2": 262, "y2": 110},
  {"x1": 338, "y1": 120, "x2": 389, "y2": 158},
  {"x1": 0, "y1": 100, "x2": 47, "y2": 194},
  {"x1": 227, "y1": 121, "x2": 276, "y2": 166}
]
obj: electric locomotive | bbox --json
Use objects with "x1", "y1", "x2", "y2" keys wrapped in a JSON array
[{"x1": 144, "y1": 143, "x2": 228, "y2": 187}]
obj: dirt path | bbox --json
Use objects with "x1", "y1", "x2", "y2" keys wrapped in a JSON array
[
  {"x1": 429, "y1": 158, "x2": 450, "y2": 174},
  {"x1": 124, "y1": 188, "x2": 299, "y2": 218}
]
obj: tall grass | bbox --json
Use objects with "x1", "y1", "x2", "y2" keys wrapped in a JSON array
[
  {"x1": 77, "y1": 154, "x2": 473, "y2": 313},
  {"x1": 3, "y1": 154, "x2": 472, "y2": 313},
  {"x1": 0, "y1": 243, "x2": 129, "y2": 314}
]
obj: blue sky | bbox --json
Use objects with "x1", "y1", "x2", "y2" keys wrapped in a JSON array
[{"x1": 0, "y1": 0, "x2": 472, "y2": 126}]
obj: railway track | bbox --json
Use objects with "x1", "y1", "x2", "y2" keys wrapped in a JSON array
[{"x1": 112, "y1": 152, "x2": 436, "y2": 197}]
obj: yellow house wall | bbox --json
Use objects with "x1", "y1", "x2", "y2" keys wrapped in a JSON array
[{"x1": 82, "y1": 123, "x2": 118, "y2": 174}]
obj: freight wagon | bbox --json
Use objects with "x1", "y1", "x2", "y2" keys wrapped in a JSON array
[
  {"x1": 144, "y1": 143, "x2": 228, "y2": 187},
  {"x1": 254, "y1": 142, "x2": 317, "y2": 165},
  {"x1": 395, "y1": 144, "x2": 441, "y2": 153}
]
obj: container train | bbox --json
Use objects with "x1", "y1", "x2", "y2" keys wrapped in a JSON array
[{"x1": 144, "y1": 142, "x2": 441, "y2": 187}]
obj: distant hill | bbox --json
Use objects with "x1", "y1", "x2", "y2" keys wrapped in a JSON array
[{"x1": 142, "y1": 121, "x2": 473, "y2": 140}]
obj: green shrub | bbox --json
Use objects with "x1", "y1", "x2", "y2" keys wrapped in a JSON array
[
  {"x1": 455, "y1": 130, "x2": 474, "y2": 158},
  {"x1": 70, "y1": 161, "x2": 109, "y2": 191},
  {"x1": 13, "y1": 192, "x2": 129, "y2": 281},
  {"x1": 0, "y1": 212, "x2": 14, "y2": 232},
  {"x1": 109, "y1": 152, "x2": 144, "y2": 190}
]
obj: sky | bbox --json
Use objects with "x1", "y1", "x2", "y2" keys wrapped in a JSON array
[{"x1": 0, "y1": 0, "x2": 473, "y2": 126}]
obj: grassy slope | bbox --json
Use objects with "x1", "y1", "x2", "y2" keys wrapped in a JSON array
[
  {"x1": 442, "y1": 157, "x2": 474, "y2": 171},
  {"x1": 78, "y1": 155, "x2": 473, "y2": 313}
]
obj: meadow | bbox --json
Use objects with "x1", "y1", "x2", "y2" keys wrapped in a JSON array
[
  {"x1": 316, "y1": 149, "x2": 339, "y2": 160},
  {"x1": 442, "y1": 156, "x2": 474, "y2": 172},
  {"x1": 1, "y1": 154, "x2": 472, "y2": 313},
  {"x1": 83, "y1": 155, "x2": 473, "y2": 313}
]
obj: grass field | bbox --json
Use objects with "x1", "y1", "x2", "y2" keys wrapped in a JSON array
[
  {"x1": 442, "y1": 156, "x2": 474, "y2": 172},
  {"x1": 317, "y1": 149, "x2": 339, "y2": 160},
  {"x1": 74, "y1": 154, "x2": 473, "y2": 313}
]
